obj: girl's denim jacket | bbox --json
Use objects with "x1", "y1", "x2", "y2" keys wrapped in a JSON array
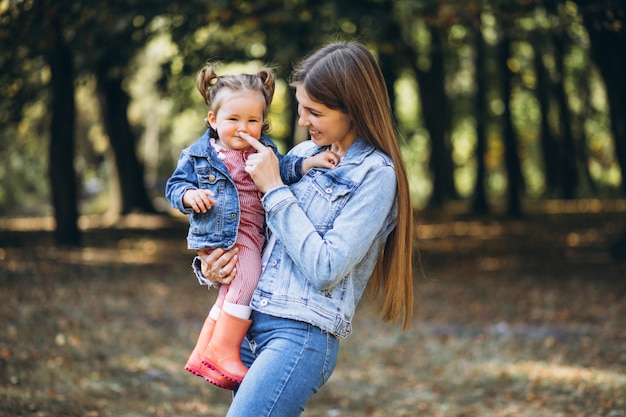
[
  {"x1": 165, "y1": 129, "x2": 304, "y2": 250},
  {"x1": 254, "y1": 138, "x2": 398, "y2": 338}
]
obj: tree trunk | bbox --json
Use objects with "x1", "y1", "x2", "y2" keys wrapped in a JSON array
[
  {"x1": 579, "y1": 4, "x2": 626, "y2": 195},
  {"x1": 553, "y1": 34, "x2": 579, "y2": 199},
  {"x1": 414, "y1": 26, "x2": 456, "y2": 208},
  {"x1": 533, "y1": 33, "x2": 560, "y2": 197},
  {"x1": 471, "y1": 25, "x2": 489, "y2": 215},
  {"x1": 500, "y1": 35, "x2": 523, "y2": 217},
  {"x1": 48, "y1": 17, "x2": 80, "y2": 246},
  {"x1": 94, "y1": 65, "x2": 156, "y2": 215}
]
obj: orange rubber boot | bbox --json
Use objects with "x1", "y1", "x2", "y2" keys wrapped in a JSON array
[
  {"x1": 184, "y1": 316, "x2": 237, "y2": 390},
  {"x1": 201, "y1": 311, "x2": 251, "y2": 383}
]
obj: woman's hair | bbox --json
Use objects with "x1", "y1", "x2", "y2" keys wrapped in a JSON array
[
  {"x1": 290, "y1": 41, "x2": 415, "y2": 331},
  {"x1": 196, "y1": 64, "x2": 275, "y2": 133}
]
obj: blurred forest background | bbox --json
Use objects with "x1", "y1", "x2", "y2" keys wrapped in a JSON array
[
  {"x1": 2, "y1": 2, "x2": 626, "y2": 417},
  {"x1": 1, "y1": 0, "x2": 626, "y2": 250}
]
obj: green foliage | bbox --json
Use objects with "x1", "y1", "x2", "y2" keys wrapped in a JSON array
[{"x1": 0, "y1": 0, "x2": 624, "y2": 216}]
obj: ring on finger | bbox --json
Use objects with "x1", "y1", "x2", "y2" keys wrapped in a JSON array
[{"x1": 218, "y1": 269, "x2": 224, "y2": 278}]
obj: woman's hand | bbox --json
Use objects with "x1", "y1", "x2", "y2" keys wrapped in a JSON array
[
  {"x1": 240, "y1": 131, "x2": 284, "y2": 193},
  {"x1": 197, "y1": 247, "x2": 239, "y2": 285}
]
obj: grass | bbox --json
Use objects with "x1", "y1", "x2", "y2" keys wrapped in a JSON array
[{"x1": 1, "y1": 211, "x2": 625, "y2": 417}]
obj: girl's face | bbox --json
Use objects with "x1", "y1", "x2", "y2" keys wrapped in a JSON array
[
  {"x1": 295, "y1": 84, "x2": 356, "y2": 157},
  {"x1": 208, "y1": 90, "x2": 265, "y2": 150}
]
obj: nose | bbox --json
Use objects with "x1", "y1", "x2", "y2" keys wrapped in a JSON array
[
  {"x1": 297, "y1": 111, "x2": 309, "y2": 127},
  {"x1": 238, "y1": 121, "x2": 248, "y2": 132}
]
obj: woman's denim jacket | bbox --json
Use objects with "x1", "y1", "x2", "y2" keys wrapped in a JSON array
[
  {"x1": 165, "y1": 129, "x2": 304, "y2": 250},
  {"x1": 254, "y1": 138, "x2": 398, "y2": 338}
]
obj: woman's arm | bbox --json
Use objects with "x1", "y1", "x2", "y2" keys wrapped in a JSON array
[
  {"x1": 263, "y1": 167, "x2": 397, "y2": 290},
  {"x1": 240, "y1": 131, "x2": 397, "y2": 290}
]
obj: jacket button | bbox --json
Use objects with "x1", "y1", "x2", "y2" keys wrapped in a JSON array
[
  {"x1": 260, "y1": 299, "x2": 269, "y2": 307},
  {"x1": 209, "y1": 174, "x2": 216, "y2": 181},
  {"x1": 231, "y1": 213, "x2": 237, "y2": 218}
]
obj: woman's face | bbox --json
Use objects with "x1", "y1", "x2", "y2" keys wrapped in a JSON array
[
  {"x1": 295, "y1": 84, "x2": 356, "y2": 156},
  {"x1": 208, "y1": 90, "x2": 265, "y2": 150}
]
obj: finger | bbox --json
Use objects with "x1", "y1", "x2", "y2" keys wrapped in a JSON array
[
  {"x1": 190, "y1": 202, "x2": 202, "y2": 213},
  {"x1": 199, "y1": 248, "x2": 224, "y2": 269},
  {"x1": 198, "y1": 201, "x2": 210, "y2": 213},
  {"x1": 219, "y1": 246, "x2": 238, "y2": 272},
  {"x1": 239, "y1": 131, "x2": 268, "y2": 153},
  {"x1": 200, "y1": 262, "x2": 212, "y2": 280},
  {"x1": 199, "y1": 196, "x2": 217, "y2": 209},
  {"x1": 225, "y1": 253, "x2": 238, "y2": 275},
  {"x1": 220, "y1": 258, "x2": 238, "y2": 284}
]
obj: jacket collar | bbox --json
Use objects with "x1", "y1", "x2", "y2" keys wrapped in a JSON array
[{"x1": 314, "y1": 137, "x2": 376, "y2": 165}]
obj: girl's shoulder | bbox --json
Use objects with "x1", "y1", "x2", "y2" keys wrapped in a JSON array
[
  {"x1": 186, "y1": 130, "x2": 214, "y2": 157},
  {"x1": 259, "y1": 135, "x2": 279, "y2": 152}
]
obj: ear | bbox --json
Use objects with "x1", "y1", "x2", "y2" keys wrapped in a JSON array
[{"x1": 207, "y1": 111, "x2": 217, "y2": 129}]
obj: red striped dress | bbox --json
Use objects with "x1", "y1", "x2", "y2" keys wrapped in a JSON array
[{"x1": 214, "y1": 145, "x2": 265, "y2": 306}]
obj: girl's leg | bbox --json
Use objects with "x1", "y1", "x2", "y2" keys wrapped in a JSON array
[
  {"x1": 227, "y1": 311, "x2": 339, "y2": 417},
  {"x1": 184, "y1": 306, "x2": 237, "y2": 390},
  {"x1": 223, "y1": 244, "x2": 261, "y2": 306},
  {"x1": 202, "y1": 246, "x2": 259, "y2": 382}
]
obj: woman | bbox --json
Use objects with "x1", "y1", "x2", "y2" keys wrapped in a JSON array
[{"x1": 195, "y1": 40, "x2": 415, "y2": 417}]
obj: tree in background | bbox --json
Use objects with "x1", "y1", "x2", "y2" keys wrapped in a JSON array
[{"x1": 1, "y1": 0, "x2": 625, "y2": 246}]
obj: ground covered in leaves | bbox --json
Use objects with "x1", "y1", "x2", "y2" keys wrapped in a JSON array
[{"x1": 1, "y1": 206, "x2": 625, "y2": 417}]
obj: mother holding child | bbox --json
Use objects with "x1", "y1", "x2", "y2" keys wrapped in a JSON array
[{"x1": 173, "y1": 39, "x2": 415, "y2": 417}]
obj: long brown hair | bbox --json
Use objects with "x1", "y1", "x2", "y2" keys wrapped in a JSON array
[{"x1": 291, "y1": 41, "x2": 415, "y2": 331}]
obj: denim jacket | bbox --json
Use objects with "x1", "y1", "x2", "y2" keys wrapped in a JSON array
[
  {"x1": 165, "y1": 129, "x2": 304, "y2": 250},
  {"x1": 252, "y1": 138, "x2": 398, "y2": 338}
]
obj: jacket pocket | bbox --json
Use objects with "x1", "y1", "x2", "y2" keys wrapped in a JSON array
[
  {"x1": 196, "y1": 167, "x2": 219, "y2": 185},
  {"x1": 307, "y1": 174, "x2": 355, "y2": 232}
]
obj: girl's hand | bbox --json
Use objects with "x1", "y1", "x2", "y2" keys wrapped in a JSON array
[
  {"x1": 183, "y1": 189, "x2": 217, "y2": 213},
  {"x1": 303, "y1": 150, "x2": 340, "y2": 173},
  {"x1": 240, "y1": 131, "x2": 284, "y2": 193},
  {"x1": 197, "y1": 247, "x2": 239, "y2": 285}
]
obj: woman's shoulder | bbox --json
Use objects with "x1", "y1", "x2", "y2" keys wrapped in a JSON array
[{"x1": 347, "y1": 138, "x2": 394, "y2": 168}]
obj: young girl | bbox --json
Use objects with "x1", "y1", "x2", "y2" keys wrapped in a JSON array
[
  {"x1": 165, "y1": 65, "x2": 338, "y2": 390},
  {"x1": 196, "y1": 41, "x2": 415, "y2": 416}
]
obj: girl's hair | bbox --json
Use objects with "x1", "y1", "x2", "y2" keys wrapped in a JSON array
[
  {"x1": 196, "y1": 64, "x2": 276, "y2": 133},
  {"x1": 290, "y1": 41, "x2": 415, "y2": 331}
]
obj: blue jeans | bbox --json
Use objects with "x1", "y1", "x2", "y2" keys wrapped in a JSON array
[{"x1": 227, "y1": 310, "x2": 340, "y2": 417}]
